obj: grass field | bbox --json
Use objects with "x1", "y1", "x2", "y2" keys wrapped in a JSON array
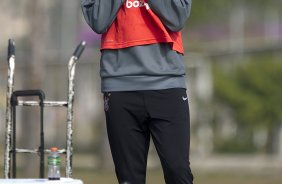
[
  {"x1": 71, "y1": 168, "x2": 282, "y2": 184},
  {"x1": 1, "y1": 166, "x2": 281, "y2": 184}
]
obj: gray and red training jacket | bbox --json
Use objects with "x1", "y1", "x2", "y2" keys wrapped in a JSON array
[{"x1": 81, "y1": 0, "x2": 192, "y2": 92}]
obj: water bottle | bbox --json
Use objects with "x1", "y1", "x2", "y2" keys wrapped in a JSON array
[{"x1": 48, "y1": 147, "x2": 61, "y2": 180}]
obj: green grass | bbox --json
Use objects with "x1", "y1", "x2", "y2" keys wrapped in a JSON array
[
  {"x1": 1, "y1": 167, "x2": 282, "y2": 184},
  {"x1": 73, "y1": 168, "x2": 165, "y2": 184},
  {"x1": 72, "y1": 168, "x2": 282, "y2": 184}
]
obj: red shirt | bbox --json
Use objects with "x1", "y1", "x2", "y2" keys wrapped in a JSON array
[{"x1": 101, "y1": 0, "x2": 184, "y2": 54}]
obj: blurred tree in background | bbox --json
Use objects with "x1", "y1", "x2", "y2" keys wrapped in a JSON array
[
  {"x1": 186, "y1": 0, "x2": 282, "y2": 156},
  {"x1": 190, "y1": 0, "x2": 282, "y2": 24},
  {"x1": 214, "y1": 56, "x2": 282, "y2": 154}
]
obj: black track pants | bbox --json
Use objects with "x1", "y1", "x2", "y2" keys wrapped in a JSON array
[{"x1": 103, "y1": 88, "x2": 193, "y2": 184}]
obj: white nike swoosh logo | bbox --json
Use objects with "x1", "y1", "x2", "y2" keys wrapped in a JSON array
[{"x1": 182, "y1": 96, "x2": 188, "y2": 101}]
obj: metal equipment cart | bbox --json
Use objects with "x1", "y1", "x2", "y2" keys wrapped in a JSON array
[{"x1": 4, "y1": 39, "x2": 86, "y2": 179}]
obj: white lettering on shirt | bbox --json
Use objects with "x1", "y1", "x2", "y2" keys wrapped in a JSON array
[{"x1": 126, "y1": 0, "x2": 150, "y2": 10}]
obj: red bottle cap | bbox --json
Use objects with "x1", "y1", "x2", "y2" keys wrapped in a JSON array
[{"x1": 50, "y1": 147, "x2": 58, "y2": 152}]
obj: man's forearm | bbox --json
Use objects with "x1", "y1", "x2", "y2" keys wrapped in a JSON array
[
  {"x1": 147, "y1": 0, "x2": 192, "y2": 32},
  {"x1": 81, "y1": 0, "x2": 124, "y2": 34}
]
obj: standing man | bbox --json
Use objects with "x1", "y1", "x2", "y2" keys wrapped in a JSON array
[{"x1": 81, "y1": 0, "x2": 193, "y2": 183}]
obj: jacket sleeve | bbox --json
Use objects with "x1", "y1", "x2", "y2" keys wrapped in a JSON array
[
  {"x1": 81, "y1": 0, "x2": 124, "y2": 34},
  {"x1": 146, "y1": 0, "x2": 192, "y2": 32}
]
